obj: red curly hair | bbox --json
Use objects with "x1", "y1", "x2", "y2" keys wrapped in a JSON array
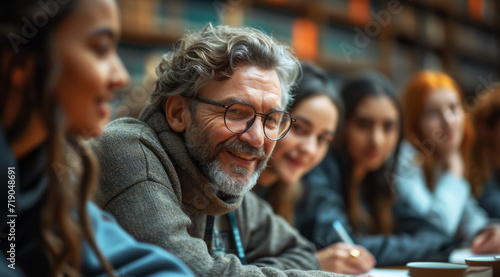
[{"x1": 402, "y1": 71, "x2": 474, "y2": 191}]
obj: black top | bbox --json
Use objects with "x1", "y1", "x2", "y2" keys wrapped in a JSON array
[
  {"x1": 296, "y1": 152, "x2": 456, "y2": 266},
  {"x1": 478, "y1": 171, "x2": 500, "y2": 219},
  {"x1": 0, "y1": 127, "x2": 49, "y2": 276}
]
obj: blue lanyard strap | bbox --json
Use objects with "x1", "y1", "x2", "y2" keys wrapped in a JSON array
[
  {"x1": 227, "y1": 211, "x2": 247, "y2": 265},
  {"x1": 203, "y1": 215, "x2": 215, "y2": 250}
]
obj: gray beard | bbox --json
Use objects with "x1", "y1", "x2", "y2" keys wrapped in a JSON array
[{"x1": 184, "y1": 123, "x2": 269, "y2": 197}]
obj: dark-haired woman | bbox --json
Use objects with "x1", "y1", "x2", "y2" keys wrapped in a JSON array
[
  {"x1": 297, "y1": 72, "x2": 453, "y2": 267},
  {"x1": 254, "y1": 63, "x2": 375, "y2": 274},
  {"x1": 0, "y1": 1, "x2": 193, "y2": 276}
]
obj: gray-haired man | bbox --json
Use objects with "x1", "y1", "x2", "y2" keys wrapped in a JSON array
[{"x1": 93, "y1": 24, "x2": 348, "y2": 277}]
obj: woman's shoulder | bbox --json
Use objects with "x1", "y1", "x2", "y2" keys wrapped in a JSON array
[
  {"x1": 397, "y1": 140, "x2": 419, "y2": 165},
  {"x1": 86, "y1": 201, "x2": 116, "y2": 226},
  {"x1": 394, "y1": 140, "x2": 424, "y2": 179},
  {"x1": 83, "y1": 202, "x2": 194, "y2": 276}
]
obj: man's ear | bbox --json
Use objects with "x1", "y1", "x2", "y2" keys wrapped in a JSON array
[{"x1": 165, "y1": 95, "x2": 190, "y2": 133}]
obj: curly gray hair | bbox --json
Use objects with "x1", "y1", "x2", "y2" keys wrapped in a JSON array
[{"x1": 151, "y1": 23, "x2": 300, "y2": 111}]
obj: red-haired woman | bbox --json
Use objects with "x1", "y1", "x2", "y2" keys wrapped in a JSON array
[{"x1": 396, "y1": 71, "x2": 500, "y2": 254}]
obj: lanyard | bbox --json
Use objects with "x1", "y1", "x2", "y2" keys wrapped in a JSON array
[
  {"x1": 204, "y1": 212, "x2": 247, "y2": 265},
  {"x1": 204, "y1": 215, "x2": 215, "y2": 248},
  {"x1": 227, "y1": 211, "x2": 247, "y2": 265}
]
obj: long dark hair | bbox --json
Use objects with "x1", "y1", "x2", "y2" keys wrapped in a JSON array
[
  {"x1": 263, "y1": 62, "x2": 342, "y2": 225},
  {"x1": 335, "y1": 72, "x2": 403, "y2": 235},
  {"x1": 1, "y1": 1, "x2": 114, "y2": 276}
]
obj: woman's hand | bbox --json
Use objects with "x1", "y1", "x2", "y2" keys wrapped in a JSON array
[
  {"x1": 316, "y1": 242, "x2": 376, "y2": 274},
  {"x1": 445, "y1": 150, "x2": 464, "y2": 178},
  {"x1": 472, "y1": 224, "x2": 500, "y2": 253}
]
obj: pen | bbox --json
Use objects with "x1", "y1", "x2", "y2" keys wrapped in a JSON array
[{"x1": 332, "y1": 220, "x2": 355, "y2": 245}]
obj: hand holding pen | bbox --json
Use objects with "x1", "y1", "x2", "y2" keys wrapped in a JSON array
[{"x1": 315, "y1": 220, "x2": 376, "y2": 274}]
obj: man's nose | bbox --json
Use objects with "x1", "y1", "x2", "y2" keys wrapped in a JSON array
[{"x1": 238, "y1": 117, "x2": 265, "y2": 148}]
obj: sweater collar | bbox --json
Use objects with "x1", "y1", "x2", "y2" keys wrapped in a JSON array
[{"x1": 139, "y1": 104, "x2": 243, "y2": 216}]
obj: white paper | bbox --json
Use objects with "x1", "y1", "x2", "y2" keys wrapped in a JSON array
[
  {"x1": 448, "y1": 248, "x2": 500, "y2": 264},
  {"x1": 358, "y1": 268, "x2": 408, "y2": 277}
]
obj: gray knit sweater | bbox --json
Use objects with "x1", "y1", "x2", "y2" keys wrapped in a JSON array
[{"x1": 92, "y1": 105, "x2": 349, "y2": 277}]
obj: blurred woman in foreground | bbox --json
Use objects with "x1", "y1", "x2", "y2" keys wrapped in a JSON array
[{"x1": 0, "y1": 1, "x2": 193, "y2": 276}]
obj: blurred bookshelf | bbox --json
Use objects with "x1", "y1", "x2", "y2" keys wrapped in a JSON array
[
  {"x1": 392, "y1": 0, "x2": 500, "y2": 96},
  {"x1": 115, "y1": 0, "x2": 500, "y2": 115}
]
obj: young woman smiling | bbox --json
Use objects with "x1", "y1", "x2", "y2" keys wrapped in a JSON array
[
  {"x1": 0, "y1": 1, "x2": 192, "y2": 276},
  {"x1": 255, "y1": 63, "x2": 376, "y2": 274}
]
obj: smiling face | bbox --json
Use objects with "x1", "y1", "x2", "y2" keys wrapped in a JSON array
[
  {"x1": 184, "y1": 65, "x2": 282, "y2": 196},
  {"x1": 419, "y1": 89, "x2": 464, "y2": 157},
  {"x1": 267, "y1": 95, "x2": 338, "y2": 184},
  {"x1": 346, "y1": 95, "x2": 400, "y2": 172},
  {"x1": 55, "y1": 0, "x2": 129, "y2": 137}
]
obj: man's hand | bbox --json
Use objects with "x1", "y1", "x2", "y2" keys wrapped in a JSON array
[{"x1": 315, "y1": 242, "x2": 376, "y2": 274}]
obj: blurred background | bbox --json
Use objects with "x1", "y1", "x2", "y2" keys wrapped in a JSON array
[{"x1": 113, "y1": 0, "x2": 500, "y2": 118}]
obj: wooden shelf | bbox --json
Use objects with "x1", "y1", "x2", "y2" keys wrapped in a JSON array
[
  {"x1": 250, "y1": 0, "x2": 354, "y2": 27},
  {"x1": 454, "y1": 48, "x2": 500, "y2": 68},
  {"x1": 249, "y1": 0, "x2": 309, "y2": 13},
  {"x1": 115, "y1": 0, "x2": 500, "y2": 97},
  {"x1": 316, "y1": 53, "x2": 378, "y2": 73},
  {"x1": 121, "y1": 28, "x2": 182, "y2": 46},
  {"x1": 404, "y1": 0, "x2": 500, "y2": 34}
]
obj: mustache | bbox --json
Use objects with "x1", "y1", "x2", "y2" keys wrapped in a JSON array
[{"x1": 216, "y1": 137, "x2": 267, "y2": 160}]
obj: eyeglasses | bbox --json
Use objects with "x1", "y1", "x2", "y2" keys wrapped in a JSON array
[{"x1": 191, "y1": 95, "x2": 296, "y2": 141}]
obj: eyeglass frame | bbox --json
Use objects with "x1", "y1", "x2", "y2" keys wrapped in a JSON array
[{"x1": 189, "y1": 95, "x2": 296, "y2": 141}]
